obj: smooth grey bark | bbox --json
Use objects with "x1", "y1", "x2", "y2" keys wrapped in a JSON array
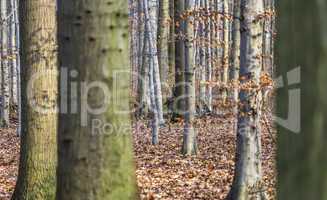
[
  {"x1": 136, "y1": 0, "x2": 150, "y2": 118},
  {"x1": 277, "y1": 0, "x2": 327, "y2": 199},
  {"x1": 205, "y1": 0, "x2": 213, "y2": 112},
  {"x1": 143, "y1": 0, "x2": 164, "y2": 145},
  {"x1": 231, "y1": 0, "x2": 241, "y2": 109},
  {"x1": 182, "y1": 0, "x2": 198, "y2": 156},
  {"x1": 158, "y1": 0, "x2": 170, "y2": 102},
  {"x1": 144, "y1": 0, "x2": 164, "y2": 126},
  {"x1": 228, "y1": 0, "x2": 266, "y2": 199},
  {"x1": 222, "y1": 0, "x2": 230, "y2": 102},
  {"x1": 0, "y1": 0, "x2": 10, "y2": 128},
  {"x1": 14, "y1": 0, "x2": 21, "y2": 136},
  {"x1": 8, "y1": 0, "x2": 18, "y2": 106},
  {"x1": 198, "y1": 0, "x2": 207, "y2": 115}
]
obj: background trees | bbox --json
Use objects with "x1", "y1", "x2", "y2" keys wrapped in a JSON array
[{"x1": 7, "y1": 0, "x2": 327, "y2": 199}]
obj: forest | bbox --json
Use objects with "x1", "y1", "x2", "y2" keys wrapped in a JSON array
[{"x1": 0, "y1": 0, "x2": 326, "y2": 200}]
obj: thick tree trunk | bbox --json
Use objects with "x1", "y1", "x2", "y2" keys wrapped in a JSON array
[
  {"x1": 56, "y1": 1, "x2": 137, "y2": 199},
  {"x1": 228, "y1": 0, "x2": 265, "y2": 199},
  {"x1": 277, "y1": 0, "x2": 327, "y2": 199},
  {"x1": 12, "y1": 0, "x2": 58, "y2": 199}
]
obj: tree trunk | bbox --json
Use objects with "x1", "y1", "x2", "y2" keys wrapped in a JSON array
[
  {"x1": 56, "y1": 1, "x2": 137, "y2": 199},
  {"x1": 277, "y1": 0, "x2": 327, "y2": 199},
  {"x1": 8, "y1": 0, "x2": 18, "y2": 106},
  {"x1": 182, "y1": 0, "x2": 198, "y2": 156},
  {"x1": 172, "y1": 0, "x2": 185, "y2": 120},
  {"x1": 228, "y1": 0, "x2": 265, "y2": 199},
  {"x1": 158, "y1": 0, "x2": 170, "y2": 102},
  {"x1": 136, "y1": 0, "x2": 150, "y2": 118},
  {"x1": 231, "y1": 0, "x2": 241, "y2": 111},
  {"x1": 12, "y1": 0, "x2": 58, "y2": 199},
  {"x1": 198, "y1": 0, "x2": 207, "y2": 115},
  {"x1": 222, "y1": 0, "x2": 230, "y2": 102},
  {"x1": 0, "y1": 0, "x2": 10, "y2": 128}
]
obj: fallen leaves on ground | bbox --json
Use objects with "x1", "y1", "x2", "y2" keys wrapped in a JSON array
[
  {"x1": 133, "y1": 115, "x2": 276, "y2": 200},
  {"x1": 0, "y1": 119, "x2": 19, "y2": 200},
  {"x1": 0, "y1": 115, "x2": 276, "y2": 200}
]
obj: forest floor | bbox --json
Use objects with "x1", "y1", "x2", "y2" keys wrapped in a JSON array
[{"x1": 0, "y1": 114, "x2": 276, "y2": 200}]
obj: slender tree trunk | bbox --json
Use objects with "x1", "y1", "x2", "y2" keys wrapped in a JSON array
[
  {"x1": 205, "y1": 0, "x2": 213, "y2": 112},
  {"x1": 168, "y1": 0, "x2": 175, "y2": 103},
  {"x1": 277, "y1": 0, "x2": 327, "y2": 199},
  {"x1": 12, "y1": 0, "x2": 58, "y2": 199},
  {"x1": 14, "y1": 0, "x2": 21, "y2": 136},
  {"x1": 228, "y1": 0, "x2": 266, "y2": 199},
  {"x1": 56, "y1": 0, "x2": 137, "y2": 199},
  {"x1": 144, "y1": 0, "x2": 164, "y2": 126},
  {"x1": 182, "y1": 0, "x2": 197, "y2": 156},
  {"x1": 222, "y1": 0, "x2": 230, "y2": 102},
  {"x1": 231, "y1": 0, "x2": 241, "y2": 111},
  {"x1": 172, "y1": 0, "x2": 185, "y2": 120},
  {"x1": 158, "y1": 0, "x2": 170, "y2": 103},
  {"x1": 199, "y1": 5, "x2": 207, "y2": 114},
  {"x1": 136, "y1": 0, "x2": 150, "y2": 118},
  {"x1": 8, "y1": 0, "x2": 18, "y2": 106},
  {"x1": 0, "y1": 0, "x2": 10, "y2": 128}
]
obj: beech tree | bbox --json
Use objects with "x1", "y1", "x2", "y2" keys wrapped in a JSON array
[
  {"x1": 0, "y1": 0, "x2": 10, "y2": 128},
  {"x1": 56, "y1": 0, "x2": 137, "y2": 199},
  {"x1": 12, "y1": 0, "x2": 58, "y2": 199},
  {"x1": 228, "y1": 0, "x2": 266, "y2": 199},
  {"x1": 182, "y1": 0, "x2": 198, "y2": 155},
  {"x1": 172, "y1": 0, "x2": 185, "y2": 119}
]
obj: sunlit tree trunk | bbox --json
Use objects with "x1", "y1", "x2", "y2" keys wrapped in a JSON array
[
  {"x1": 56, "y1": 0, "x2": 137, "y2": 199},
  {"x1": 231, "y1": 0, "x2": 241, "y2": 110},
  {"x1": 145, "y1": 0, "x2": 164, "y2": 126},
  {"x1": 12, "y1": 0, "x2": 58, "y2": 199},
  {"x1": 205, "y1": 0, "x2": 213, "y2": 112},
  {"x1": 198, "y1": 0, "x2": 207, "y2": 115},
  {"x1": 9, "y1": 0, "x2": 18, "y2": 106},
  {"x1": 222, "y1": 0, "x2": 230, "y2": 102},
  {"x1": 158, "y1": 0, "x2": 170, "y2": 102},
  {"x1": 228, "y1": 0, "x2": 266, "y2": 199},
  {"x1": 182, "y1": 0, "x2": 197, "y2": 156},
  {"x1": 0, "y1": 0, "x2": 10, "y2": 128}
]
